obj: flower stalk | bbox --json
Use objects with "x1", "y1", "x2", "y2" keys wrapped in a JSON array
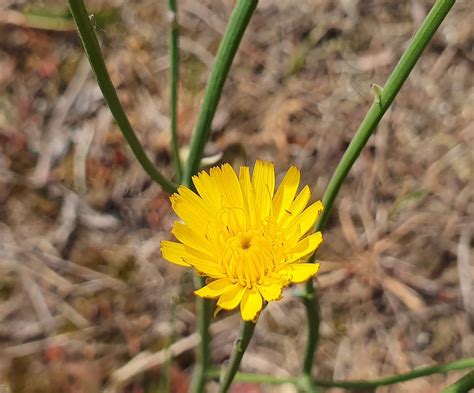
[
  {"x1": 167, "y1": 0, "x2": 183, "y2": 181},
  {"x1": 312, "y1": 0, "x2": 457, "y2": 233},
  {"x1": 67, "y1": 0, "x2": 177, "y2": 193},
  {"x1": 182, "y1": 0, "x2": 258, "y2": 185},
  {"x1": 180, "y1": 1, "x2": 258, "y2": 390},
  {"x1": 189, "y1": 276, "x2": 212, "y2": 393},
  {"x1": 301, "y1": 286, "x2": 320, "y2": 381},
  {"x1": 218, "y1": 321, "x2": 256, "y2": 393},
  {"x1": 301, "y1": 0, "x2": 456, "y2": 378}
]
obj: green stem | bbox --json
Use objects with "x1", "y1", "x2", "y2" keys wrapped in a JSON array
[
  {"x1": 442, "y1": 371, "x2": 474, "y2": 393},
  {"x1": 302, "y1": 0, "x2": 456, "y2": 377},
  {"x1": 18, "y1": 12, "x2": 76, "y2": 31},
  {"x1": 207, "y1": 369, "x2": 299, "y2": 385},
  {"x1": 302, "y1": 286, "x2": 320, "y2": 380},
  {"x1": 189, "y1": 276, "x2": 212, "y2": 393},
  {"x1": 218, "y1": 321, "x2": 256, "y2": 393},
  {"x1": 315, "y1": 0, "x2": 456, "y2": 233},
  {"x1": 182, "y1": 0, "x2": 258, "y2": 185},
  {"x1": 207, "y1": 358, "x2": 474, "y2": 390},
  {"x1": 315, "y1": 359, "x2": 474, "y2": 389},
  {"x1": 68, "y1": 0, "x2": 177, "y2": 194},
  {"x1": 167, "y1": 0, "x2": 183, "y2": 181},
  {"x1": 302, "y1": 281, "x2": 318, "y2": 378},
  {"x1": 184, "y1": 2, "x2": 258, "y2": 385}
]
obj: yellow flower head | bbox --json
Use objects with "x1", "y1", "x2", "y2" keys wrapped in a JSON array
[{"x1": 161, "y1": 160, "x2": 323, "y2": 321}]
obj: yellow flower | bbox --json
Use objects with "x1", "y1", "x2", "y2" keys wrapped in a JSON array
[{"x1": 161, "y1": 160, "x2": 323, "y2": 321}]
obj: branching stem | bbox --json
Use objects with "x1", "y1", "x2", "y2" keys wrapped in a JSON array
[
  {"x1": 302, "y1": 0, "x2": 456, "y2": 378},
  {"x1": 217, "y1": 321, "x2": 256, "y2": 393},
  {"x1": 183, "y1": 0, "x2": 258, "y2": 184},
  {"x1": 68, "y1": 0, "x2": 177, "y2": 193}
]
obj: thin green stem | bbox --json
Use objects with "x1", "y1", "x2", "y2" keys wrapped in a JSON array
[
  {"x1": 167, "y1": 0, "x2": 183, "y2": 181},
  {"x1": 207, "y1": 358, "x2": 474, "y2": 390},
  {"x1": 302, "y1": 286, "x2": 320, "y2": 380},
  {"x1": 442, "y1": 371, "x2": 474, "y2": 393},
  {"x1": 314, "y1": 0, "x2": 456, "y2": 234},
  {"x1": 189, "y1": 276, "x2": 212, "y2": 393},
  {"x1": 218, "y1": 321, "x2": 256, "y2": 393},
  {"x1": 207, "y1": 369, "x2": 299, "y2": 385},
  {"x1": 182, "y1": 0, "x2": 258, "y2": 185},
  {"x1": 68, "y1": 0, "x2": 177, "y2": 194},
  {"x1": 18, "y1": 12, "x2": 75, "y2": 31},
  {"x1": 314, "y1": 358, "x2": 474, "y2": 389},
  {"x1": 185, "y1": 3, "x2": 258, "y2": 386},
  {"x1": 302, "y1": 0, "x2": 456, "y2": 377}
]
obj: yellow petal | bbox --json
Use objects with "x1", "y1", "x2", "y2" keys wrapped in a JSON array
[
  {"x1": 278, "y1": 263, "x2": 320, "y2": 284},
  {"x1": 195, "y1": 278, "x2": 233, "y2": 299},
  {"x1": 280, "y1": 185, "x2": 311, "y2": 227},
  {"x1": 287, "y1": 200, "x2": 323, "y2": 239},
  {"x1": 219, "y1": 163, "x2": 244, "y2": 209},
  {"x1": 170, "y1": 186, "x2": 213, "y2": 229},
  {"x1": 240, "y1": 288, "x2": 263, "y2": 321},
  {"x1": 239, "y1": 166, "x2": 258, "y2": 229},
  {"x1": 258, "y1": 283, "x2": 283, "y2": 302},
  {"x1": 217, "y1": 284, "x2": 246, "y2": 310},
  {"x1": 252, "y1": 160, "x2": 275, "y2": 219},
  {"x1": 201, "y1": 164, "x2": 246, "y2": 233},
  {"x1": 186, "y1": 257, "x2": 225, "y2": 278},
  {"x1": 273, "y1": 166, "x2": 300, "y2": 222},
  {"x1": 192, "y1": 170, "x2": 222, "y2": 211},
  {"x1": 160, "y1": 240, "x2": 191, "y2": 266},
  {"x1": 284, "y1": 232, "x2": 323, "y2": 264},
  {"x1": 207, "y1": 164, "x2": 242, "y2": 211},
  {"x1": 161, "y1": 240, "x2": 223, "y2": 277},
  {"x1": 172, "y1": 222, "x2": 214, "y2": 257}
]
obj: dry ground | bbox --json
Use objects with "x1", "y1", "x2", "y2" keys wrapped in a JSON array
[{"x1": 0, "y1": 0, "x2": 473, "y2": 392}]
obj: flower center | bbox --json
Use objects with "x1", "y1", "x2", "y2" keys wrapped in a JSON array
[
  {"x1": 240, "y1": 233, "x2": 252, "y2": 250},
  {"x1": 222, "y1": 230, "x2": 275, "y2": 288}
]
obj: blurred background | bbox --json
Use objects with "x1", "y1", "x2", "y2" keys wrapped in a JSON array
[{"x1": 0, "y1": 0, "x2": 472, "y2": 392}]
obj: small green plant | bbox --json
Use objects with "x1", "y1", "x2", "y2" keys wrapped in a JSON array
[{"x1": 67, "y1": 0, "x2": 472, "y2": 392}]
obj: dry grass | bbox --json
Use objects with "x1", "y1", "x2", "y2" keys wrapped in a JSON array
[{"x1": 0, "y1": 0, "x2": 472, "y2": 392}]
